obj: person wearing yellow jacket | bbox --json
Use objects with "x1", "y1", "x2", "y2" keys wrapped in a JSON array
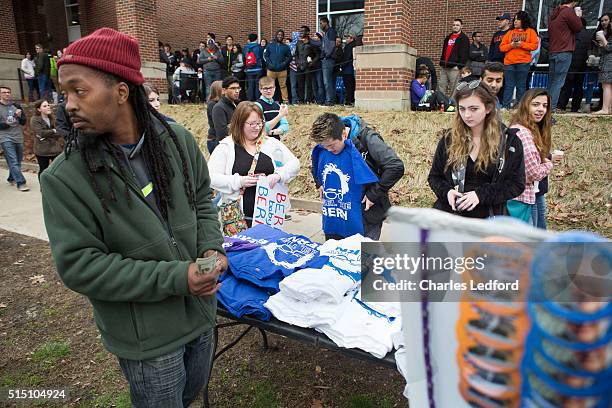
[{"x1": 499, "y1": 11, "x2": 539, "y2": 108}]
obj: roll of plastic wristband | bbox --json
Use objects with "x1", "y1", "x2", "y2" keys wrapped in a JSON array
[
  {"x1": 529, "y1": 232, "x2": 611, "y2": 305},
  {"x1": 526, "y1": 333, "x2": 612, "y2": 378}
]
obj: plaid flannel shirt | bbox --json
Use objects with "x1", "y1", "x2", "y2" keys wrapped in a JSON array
[{"x1": 511, "y1": 124, "x2": 553, "y2": 204}]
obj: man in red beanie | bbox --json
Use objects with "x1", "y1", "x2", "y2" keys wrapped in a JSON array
[{"x1": 40, "y1": 27, "x2": 227, "y2": 407}]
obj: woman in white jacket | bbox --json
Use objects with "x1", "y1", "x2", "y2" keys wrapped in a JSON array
[
  {"x1": 21, "y1": 52, "x2": 37, "y2": 102},
  {"x1": 208, "y1": 101, "x2": 300, "y2": 226}
]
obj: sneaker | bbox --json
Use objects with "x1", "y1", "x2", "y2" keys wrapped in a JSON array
[
  {"x1": 7, "y1": 180, "x2": 15, "y2": 186},
  {"x1": 18, "y1": 184, "x2": 30, "y2": 192},
  {"x1": 285, "y1": 213, "x2": 292, "y2": 221}
]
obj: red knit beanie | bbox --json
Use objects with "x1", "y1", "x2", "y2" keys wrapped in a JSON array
[{"x1": 57, "y1": 28, "x2": 145, "y2": 85}]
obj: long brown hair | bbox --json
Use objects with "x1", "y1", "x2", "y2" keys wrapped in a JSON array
[
  {"x1": 446, "y1": 83, "x2": 501, "y2": 173},
  {"x1": 229, "y1": 101, "x2": 264, "y2": 147},
  {"x1": 510, "y1": 88, "x2": 552, "y2": 160},
  {"x1": 207, "y1": 80, "x2": 223, "y2": 103},
  {"x1": 33, "y1": 99, "x2": 56, "y2": 123}
]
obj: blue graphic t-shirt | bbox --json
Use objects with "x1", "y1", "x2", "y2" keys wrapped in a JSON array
[
  {"x1": 312, "y1": 140, "x2": 378, "y2": 238},
  {"x1": 228, "y1": 225, "x2": 329, "y2": 292},
  {"x1": 217, "y1": 272, "x2": 272, "y2": 321}
]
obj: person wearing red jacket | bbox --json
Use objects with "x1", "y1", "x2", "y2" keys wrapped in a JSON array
[
  {"x1": 499, "y1": 11, "x2": 539, "y2": 108},
  {"x1": 547, "y1": 0, "x2": 582, "y2": 110}
]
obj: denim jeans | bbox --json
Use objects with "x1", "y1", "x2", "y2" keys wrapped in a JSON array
[
  {"x1": 314, "y1": 69, "x2": 325, "y2": 105},
  {"x1": 321, "y1": 59, "x2": 336, "y2": 104},
  {"x1": 246, "y1": 72, "x2": 260, "y2": 101},
  {"x1": 502, "y1": 63, "x2": 530, "y2": 108},
  {"x1": 530, "y1": 194, "x2": 547, "y2": 229},
  {"x1": 118, "y1": 329, "x2": 214, "y2": 408},
  {"x1": 289, "y1": 69, "x2": 298, "y2": 104},
  {"x1": 207, "y1": 140, "x2": 219, "y2": 154},
  {"x1": 26, "y1": 78, "x2": 37, "y2": 101},
  {"x1": 584, "y1": 71, "x2": 598, "y2": 105},
  {"x1": 204, "y1": 70, "x2": 222, "y2": 101},
  {"x1": 1, "y1": 141, "x2": 26, "y2": 186},
  {"x1": 38, "y1": 74, "x2": 50, "y2": 101},
  {"x1": 548, "y1": 52, "x2": 573, "y2": 109}
]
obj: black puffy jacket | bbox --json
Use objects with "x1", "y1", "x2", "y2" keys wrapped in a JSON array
[{"x1": 428, "y1": 128, "x2": 526, "y2": 218}]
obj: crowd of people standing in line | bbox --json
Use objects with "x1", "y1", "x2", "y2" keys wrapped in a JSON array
[
  {"x1": 159, "y1": 18, "x2": 362, "y2": 107},
  {"x1": 412, "y1": 4, "x2": 612, "y2": 115}
]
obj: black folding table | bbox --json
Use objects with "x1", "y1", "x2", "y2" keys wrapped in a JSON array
[{"x1": 203, "y1": 306, "x2": 398, "y2": 407}]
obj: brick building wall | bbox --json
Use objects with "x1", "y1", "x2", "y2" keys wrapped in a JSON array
[
  {"x1": 357, "y1": 0, "x2": 413, "y2": 99},
  {"x1": 81, "y1": 0, "x2": 118, "y2": 35},
  {"x1": 155, "y1": 0, "x2": 257, "y2": 50},
  {"x1": 44, "y1": 0, "x2": 69, "y2": 53},
  {"x1": 356, "y1": 67, "x2": 412, "y2": 91},
  {"x1": 260, "y1": 0, "x2": 317, "y2": 41},
  {"x1": 151, "y1": 0, "x2": 316, "y2": 56},
  {"x1": 1, "y1": 0, "x2": 20, "y2": 54},
  {"x1": 411, "y1": 0, "x2": 522, "y2": 67},
  {"x1": 12, "y1": 0, "x2": 47, "y2": 54},
  {"x1": 116, "y1": 0, "x2": 158, "y2": 62},
  {"x1": 363, "y1": 0, "x2": 412, "y2": 46}
]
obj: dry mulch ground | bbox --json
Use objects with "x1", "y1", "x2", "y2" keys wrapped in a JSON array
[{"x1": 0, "y1": 229, "x2": 405, "y2": 407}]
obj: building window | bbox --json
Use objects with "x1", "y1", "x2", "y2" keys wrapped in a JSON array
[
  {"x1": 64, "y1": 0, "x2": 81, "y2": 43},
  {"x1": 523, "y1": 0, "x2": 609, "y2": 31},
  {"x1": 64, "y1": 0, "x2": 80, "y2": 26},
  {"x1": 317, "y1": 0, "x2": 365, "y2": 38}
]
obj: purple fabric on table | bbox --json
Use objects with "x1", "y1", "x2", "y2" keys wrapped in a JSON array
[{"x1": 223, "y1": 236, "x2": 261, "y2": 252}]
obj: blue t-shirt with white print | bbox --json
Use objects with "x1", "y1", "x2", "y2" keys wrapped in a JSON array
[
  {"x1": 228, "y1": 225, "x2": 329, "y2": 292},
  {"x1": 313, "y1": 139, "x2": 378, "y2": 238},
  {"x1": 217, "y1": 271, "x2": 272, "y2": 320}
]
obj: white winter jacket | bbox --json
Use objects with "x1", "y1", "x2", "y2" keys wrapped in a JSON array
[
  {"x1": 21, "y1": 58, "x2": 35, "y2": 79},
  {"x1": 208, "y1": 135, "x2": 300, "y2": 203}
]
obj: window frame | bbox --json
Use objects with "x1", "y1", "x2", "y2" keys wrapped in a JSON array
[
  {"x1": 521, "y1": 0, "x2": 606, "y2": 32},
  {"x1": 316, "y1": 0, "x2": 365, "y2": 34}
]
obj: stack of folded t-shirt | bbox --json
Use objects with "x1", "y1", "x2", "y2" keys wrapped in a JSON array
[
  {"x1": 217, "y1": 225, "x2": 328, "y2": 320},
  {"x1": 315, "y1": 289, "x2": 402, "y2": 359},
  {"x1": 265, "y1": 235, "x2": 402, "y2": 358}
]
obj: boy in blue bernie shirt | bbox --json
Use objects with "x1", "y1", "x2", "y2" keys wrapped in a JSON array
[{"x1": 311, "y1": 113, "x2": 404, "y2": 240}]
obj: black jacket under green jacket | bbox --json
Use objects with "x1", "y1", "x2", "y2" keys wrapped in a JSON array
[{"x1": 41, "y1": 120, "x2": 224, "y2": 360}]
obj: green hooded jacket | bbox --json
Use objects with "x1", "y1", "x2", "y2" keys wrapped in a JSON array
[{"x1": 41, "y1": 121, "x2": 224, "y2": 360}]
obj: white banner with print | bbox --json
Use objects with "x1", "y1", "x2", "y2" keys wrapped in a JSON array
[{"x1": 253, "y1": 175, "x2": 289, "y2": 230}]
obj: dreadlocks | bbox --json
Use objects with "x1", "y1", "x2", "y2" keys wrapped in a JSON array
[{"x1": 64, "y1": 72, "x2": 196, "y2": 220}]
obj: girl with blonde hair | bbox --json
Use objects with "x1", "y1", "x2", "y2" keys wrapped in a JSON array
[{"x1": 428, "y1": 80, "x2": 526, "y2": 217}]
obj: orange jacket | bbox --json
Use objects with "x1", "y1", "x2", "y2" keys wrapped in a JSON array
[{"x1": 499, "y1": 28, "x2": 539, "y2": 65}]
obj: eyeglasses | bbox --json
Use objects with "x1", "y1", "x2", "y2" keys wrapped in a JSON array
[
  {"x1": 260, "y1": 86, "x2": 275, "y2": 91},
  {"x1": 246, "y1": 121, "x2": 264, "y2": 129},
  {"x1": 227, "y1": 86, "x2": 241, "y2": 91},
  {"x1": 323, "y1": 190, "x2": 343, "y2": 200},
  {"x1": 456, "y1": 80, "x2": 481, "y2": 91}
]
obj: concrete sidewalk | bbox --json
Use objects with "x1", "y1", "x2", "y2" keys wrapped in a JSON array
[{"x1": 0, "y1": 168, "x2": 324, "y2": 243}]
